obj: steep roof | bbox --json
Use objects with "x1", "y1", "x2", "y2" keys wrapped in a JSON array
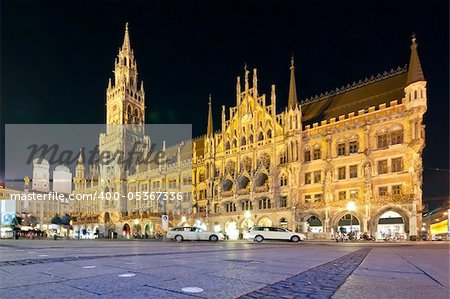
[
  {"x1": 407, "y1": 35, "x2": 425, "y2": 85},
  {"x1": 301, "y1": 67, "x2": 408, "y2": 126},
  {"x1": 288, "y1": 57, "x2": 298, "y2": 109}
]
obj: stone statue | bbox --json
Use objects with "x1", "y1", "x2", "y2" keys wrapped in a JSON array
[
  {"x1": 413, "y1": 154, "x2": 423, "y2": 192},
  {"x1": 364, "y1": 163, "x2": 371, "y2": 183},
  {"x1": 324, "y1": 170, "x2": 332, "y2": 201}
]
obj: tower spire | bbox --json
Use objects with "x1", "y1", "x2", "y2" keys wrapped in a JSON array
[
  {"x1": 407, "y1": 33, "x2": 425, "y2": 85},
  {"x1": 122, "y1": 22, "x2": 131, "y2": 51},
  {"x1": 207, "y1": 94, "x2": 213, "y2": 138},
  {"x1": 288, "y1": 55, "x2": 298, "y2": 109},
  {"x1": 77, "y1": 148, "x2": 84, "y2": 164}
]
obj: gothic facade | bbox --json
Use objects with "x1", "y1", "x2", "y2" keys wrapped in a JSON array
[{"x1": 73, "y1": 24, "x2": 426, "y2": 240}]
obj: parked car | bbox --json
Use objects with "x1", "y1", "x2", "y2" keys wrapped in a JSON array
[
  {"x1": 245, "y1": 226, "x2": 306, "y2": 243},
  {"x1": 167, "y1": 227, "x2": 225, "y2": 242}
]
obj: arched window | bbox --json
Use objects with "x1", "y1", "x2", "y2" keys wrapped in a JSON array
[
  {"x1": 225, "y1": 141, "x2": 230, "y2": 150},
  {"x1": 377, "y1": 129, "x2": 388, "y2": 149},
  {"x1": 249, "y1": 134, "x2": 254, "y2": 143},
  {"x1": 280, "y1": 174, "x2": 288, "y2": 186},
  {"x1": 391, "y1": 125, "x2": 404, "y2": 145},
  {"x1": 258, "y1": 132, "x2": 264, "y2": 141},
  {"x1": 127, "y1": 105, "x2": 132, "y2": 124},
  {"x1": 241, "y1": 136, "x2": 247, "y2": 146},
  {"x1": 267, "y1": 129, "x2": 272, "y2": 139}
]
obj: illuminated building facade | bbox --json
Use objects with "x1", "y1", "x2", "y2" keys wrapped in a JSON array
[{"x1": 73, "y1": 24, "x2": 427, "y2": 240}]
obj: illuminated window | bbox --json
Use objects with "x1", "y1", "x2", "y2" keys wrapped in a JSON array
[
  {"x1": 305, "y1": 173, "x2": 312, "y2": 184},
  {"x1": 259, "y1": 198, "x2": 271, "y2": 209},
  {"x1": 338, "y1": 167, "x2": 346, "y2": 180},
  {"x1": 392, "y1": 185, "x2": 402, "y2": 195},
  {"x1": 392, "y1": 158, "x2": 403, "y2": 172},
  {"x1": 314, "y1": 193, "x2": 323, "y2": 202},
  {"x1": 313, "y1": 171, "x2": 321, "y2": 183},
  {"x1": 304, "y1": 150, "x2": 311, "y2": 162},
  {"x1": 305, "y1": 195, "x2": 312, "y2": 203},
  {"x1": 349, "y1": 141, "x2": 358, "y2": 154},
  {"x1": 199, "y1": 171, "x2": 205, "y2": 182},
  {"x1": 241, "y1": 200, "x2": 253, "y2": 211},
  {"x1": 337, "y1": 143, "x2": 346, "y2": 156},
  {"x1": 377, "y1": 134, "x2": 388, "y2": 148},
  {"x1": 313, "y1": 148, "x2": 321, "y2": 160},
  {"x1": 258, "y1": 132, "x2": 264, "y2": 141},
  {"x1": 349, "y1": 165, "x2": 358, "y2": 178},
  {"x1": 279, "y1": 196, "x2": 288, "y2": 208},
  {"x1": 378, "y1": 186, "x2": 388, "y2": 196},
  {"x1": 350, "y1": 189, "x2": 359, "y2": 199},
  {"x1": 391, "y1": 130, "x2": 403, "y2": 145},
  {"x1": 377, "y1": 160, "x2": 388, "y2": 174},
  {"x1": 225, "y1": 202, "x2": 236, "y2": 213},
  {"x1": 280, "y1": 152, "x2": 287, "y2": 164}
]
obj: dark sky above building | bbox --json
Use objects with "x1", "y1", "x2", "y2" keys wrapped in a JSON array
[{"x1": 1, "y1": 0, "x2": 448, "y2": 205}]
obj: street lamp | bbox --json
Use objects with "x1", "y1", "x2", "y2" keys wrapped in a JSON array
[{"x1": 346, "y1": 201, "x2": 356, "y2": 234}]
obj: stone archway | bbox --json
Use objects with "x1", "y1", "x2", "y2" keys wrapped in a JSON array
[
  {"x1": 257, "y1": 216, "x2": 273, "y2": 227},
  {"x1": 224, "y1": 219, "x2": 239, "y2": 240},
  {"x1": 337, "y1": 214, "x2": 360, "y2": 233},
  {"x1": 331, "y1": 210, "x2": 365, "y2": 234},
  {"x1": 279, "y1": 217, "x2": 288, "y2": 229},
  {"x1": 299, "y1": 213, "x2": 325, "y2": 233},
  {"x1": 144, "y1": 222, "x2": 154, "y2": 238},
  {"x1": 123, "y1": 223, "x2": 131, "y2": 236},
  {"x1": 306, "y1": 215, "x2": 324, "y2": 233},
  {"x1": 240, "y1": 218, "x2": 255, "y2": 231},
  {"x1": 371, "y1": 206, "x2": 410, "y2": 240}
]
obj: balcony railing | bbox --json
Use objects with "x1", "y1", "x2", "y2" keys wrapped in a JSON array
[
  {"x1": 221, "y1": 190, "x2": 234, "y2": 198},
  {"x1": 297, "y1": 201, "x2": 326, "y2": 210},
  {"x1": 237, "y1": 188, "x2": 250, "y2": 195},
  {"x1": 254, "y1": 185, "x2": 269, "y2": 193},
  {"x1": 372, "y1": 193, "x2": 414, "y2": 204}
]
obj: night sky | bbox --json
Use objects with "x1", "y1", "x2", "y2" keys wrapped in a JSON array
[{"x1": 1, "y1": 0, "x2": 448, "y2": 207}]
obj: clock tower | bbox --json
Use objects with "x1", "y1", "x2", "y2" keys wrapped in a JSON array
[
  {"x1": 99, "y1": 23, "x2": 149, "y2": 222},
  {"x1": 106, "y1": 22, "x2": 145, "y2": 127}
]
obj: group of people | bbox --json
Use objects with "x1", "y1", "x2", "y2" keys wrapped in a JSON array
[{"x1": 334, "y1": 231, "x2": 375, "y2": 242}]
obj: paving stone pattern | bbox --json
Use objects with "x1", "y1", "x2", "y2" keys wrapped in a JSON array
[{"x1": 240, "y1": 247, "x2": 372, "y2": 299}]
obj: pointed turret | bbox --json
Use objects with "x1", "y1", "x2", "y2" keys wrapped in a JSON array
[
  {"x1": 77, "y1": 148, "x2": 84, "y2": 164},
  {"x1": 122, "y1": 22, "x2": 131, "y2": 51},
  {"x1": 288, "y1": 56, "x2": 298, "y2": 109},
  {"x1": 207, "y1": 94, "x2": 213, "y2": 138},
  {"x1": 407, "y1": 33, "x2": 425, "y2": 85},
  {"x1": 244, "y1": 64, "x2": 249, "y2": 92}
]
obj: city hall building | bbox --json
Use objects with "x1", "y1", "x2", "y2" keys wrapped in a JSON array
[{"x1": 70, "y1": 24, "x2": 426, "y2": 240}]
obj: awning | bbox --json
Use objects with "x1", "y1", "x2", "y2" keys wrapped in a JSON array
[{"x1": 431, "y1": 220, "x2": 448, "y2": 235}]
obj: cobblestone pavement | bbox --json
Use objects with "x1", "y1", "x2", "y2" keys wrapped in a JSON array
[
  {"x1": 239, "y1": 248, "x2": 371, "y2": 298},
  {"x1": 0, "y1": 240, "x2": 448, "y2": 298}
]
